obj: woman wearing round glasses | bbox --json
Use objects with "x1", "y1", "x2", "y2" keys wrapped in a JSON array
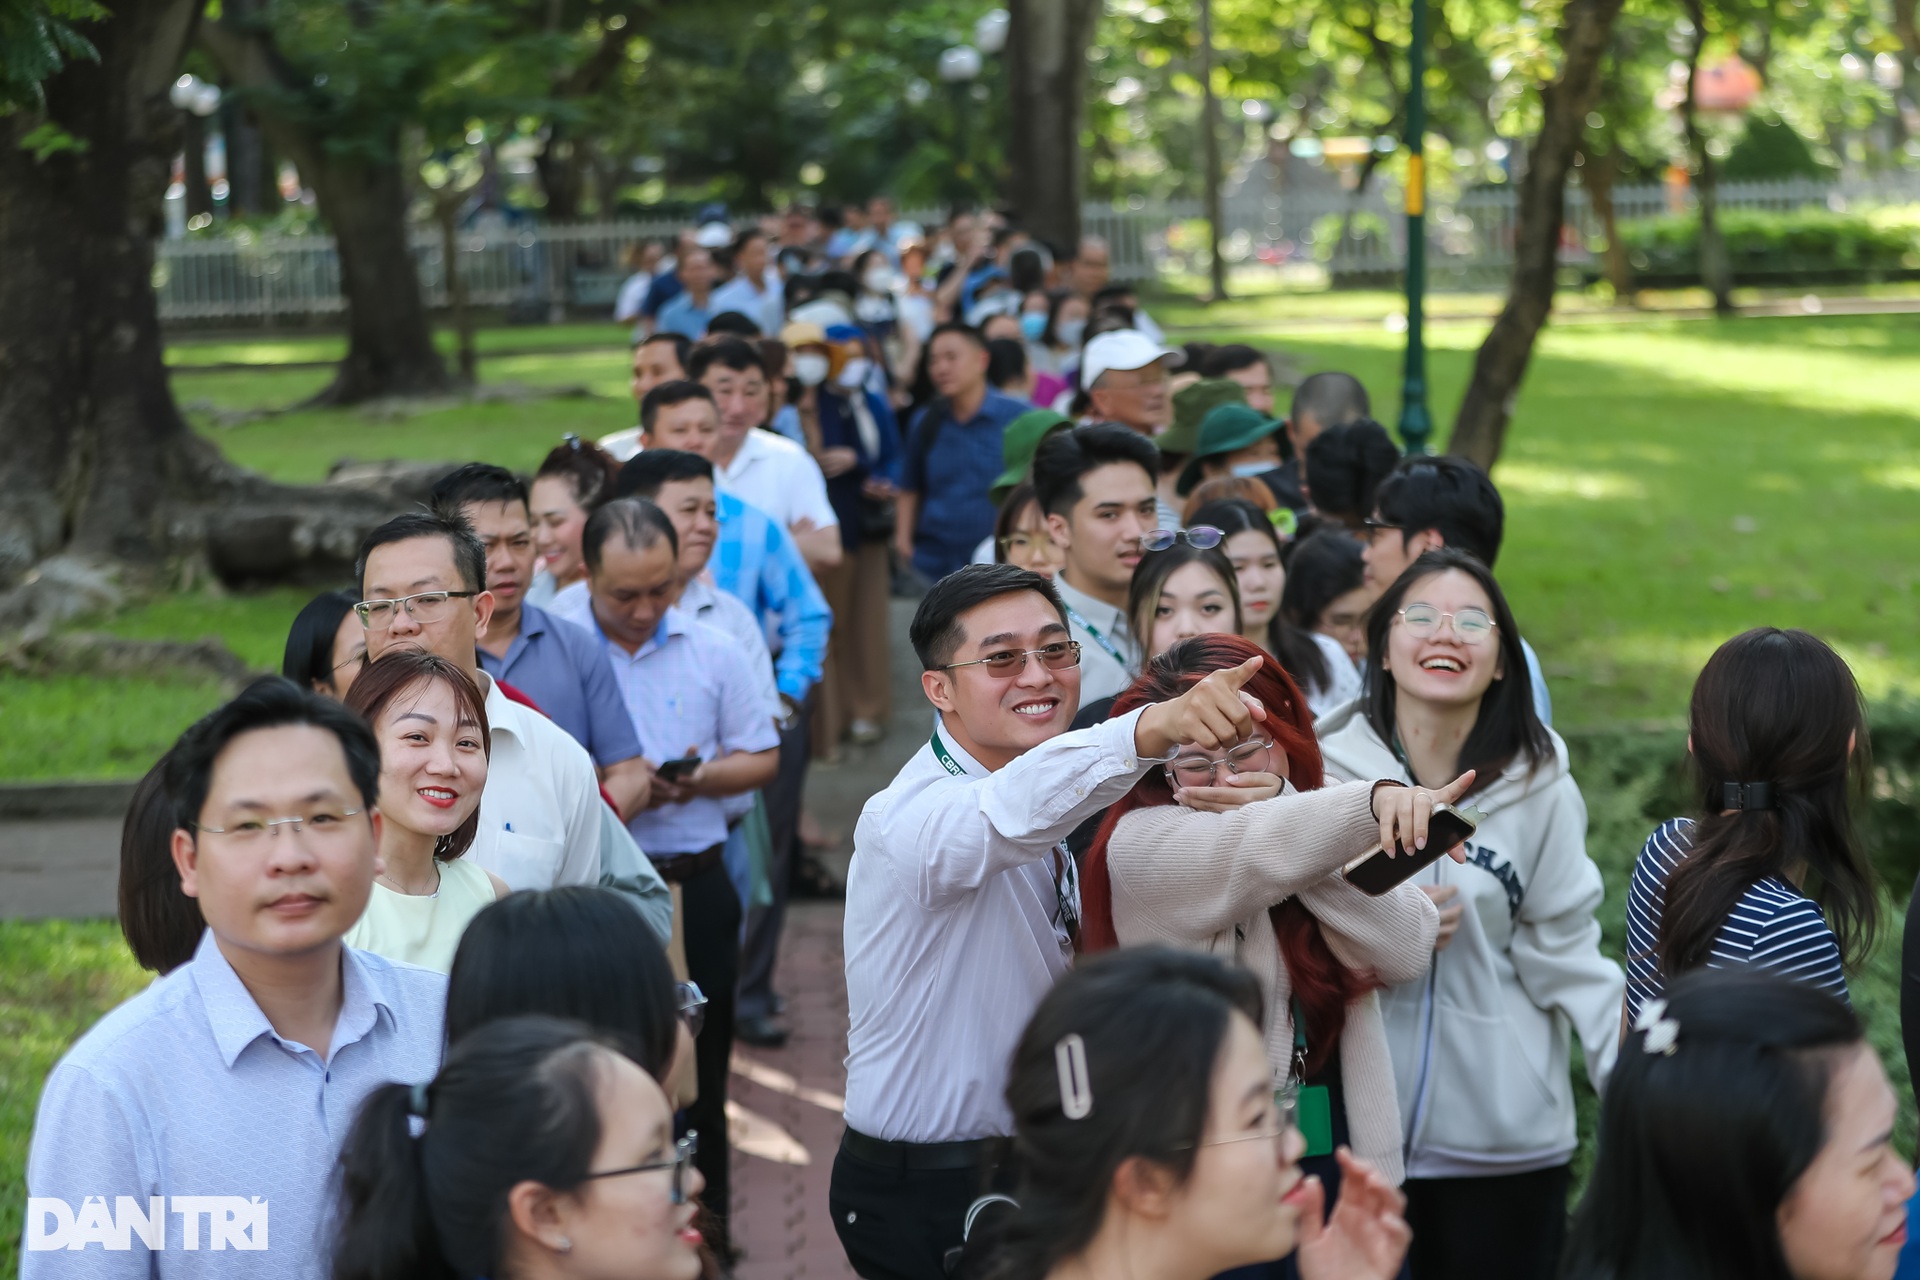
[
  {"x1": 1316, "y1": 548, "x2": 1623, "y2": 1280},
  {"x1": 333, "y1": 1014, "x2": 707, "y2": 1280},
  {"x1": 1078, "y1": 633, "x2": 1456, "y2": 1263}
]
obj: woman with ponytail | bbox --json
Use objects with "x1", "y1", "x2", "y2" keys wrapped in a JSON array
[
  {"x1": 1081, "y1": 633, "x2": 1451, "y2": 1219},
  {"x1": 1625, "y1": 627, "x2": 1875, "y2": 1024},
  {"x1": 333, "y1": 1014, "x2": 707, "y2": 1280}
]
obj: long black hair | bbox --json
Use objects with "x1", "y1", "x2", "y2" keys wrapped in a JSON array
[
  {"x1": 1658, "y1": 628, "x2": 1876, "y2": 977},
  {"x1": 1280, "y1": 529, "x2": 1366, "y2": 634},
  {"x1": 1563, "y1": 968, "x2": 1866, "y2": 1280},
  {"x1": 1188, "y1": 497, "x2": 1329, "y2": 694},
  {"x1": 986, "y1": 947, "x2": 1265, "y2": 1280},
  {"x1": 1125, "y1": 541, "x2": 1241, "y2": 659},
  {"x1": 445, "y1": 886, "x2": 680, "y2": 1082},
  {"x1": 283, "y1": 589, "x2": 359, "y2": 694},
  {"x1": 1361, "y1": 547, "x2": 1551, "y2": 793},
  {"x1": 117, "y1": 748, "x2": 204, "y2": 974},
  {"x1": 332, "y1": 1015, "x2": 621, "y2": 1280}
]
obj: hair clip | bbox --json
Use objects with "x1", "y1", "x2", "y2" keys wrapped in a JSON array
[
  {"x1": 563, "y1": 433, "x2": 583, "y2": 451},
  {"x1": 1633, "y1": 998, "x2": 1679, "y2": 1056},
  {"x1": 1055, "y1": 1034, "x2": 1093, "y2": 1119},
  {"x1": 1267, "y1": 507, "x2": 1298, "y2": 538},
  {"x1": 1721, "y1": 781, "x2": 1774, "y2": 811}
]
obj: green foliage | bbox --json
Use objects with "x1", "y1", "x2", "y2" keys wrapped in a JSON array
[
  {"x1": 1722, "y1": 115, "x2": 1836, "y2": 182},
  {"x1": 0, "y1": 0, "x2": 104, "y2": 114},
  {"x1": 1618, "y1": 206, "x2": 1920, "y2": 280}
]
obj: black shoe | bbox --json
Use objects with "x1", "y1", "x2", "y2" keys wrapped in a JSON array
[{"x1": 736, "y1": 1014, "x2": 790, "y2": 1048}]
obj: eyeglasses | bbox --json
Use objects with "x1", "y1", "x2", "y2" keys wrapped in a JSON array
[
  {"x1": 943, "y1": 641, "x2": 1081, "y2": 676},
  {"x1": 675, "y1": 981, "x2": 708, "y2": 1039},
  {"x1": 1360, "y1": 518, "x2": 1402, "y2": 545},
  {"x1": 581, "y1": 1132, "x2": 700, "y2": 1205},
  {"x1": 1142, "y1": 525, "x2": 1223, "y2": 552},
  {"x1": 998, "y1": 532, "x2": 1062, "y2": 561},
  {"x1": 1166, "y1": 739, "x2": 1273, "y2": 788},
  {"x1": 193, "y1": 809, "x2": 363, "y2": 840},
  {"x1": 1396, "y1": 603, "x2": 1497, "y2": 645},
  {"x1": 1181, "y1": 1086, "x2": 1299, "y2": 1152},
  {"x1": 355, "y1": 591, "x2": 478, "y2": 631}
]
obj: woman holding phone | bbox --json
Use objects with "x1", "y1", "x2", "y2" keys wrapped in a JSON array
[
  {"x1": 1315, "y1": 548, "x2": 1622, "y2": 1280},
  {"x1": 1080, "y1": 634, "x2": 1451, "y2": 1238}
]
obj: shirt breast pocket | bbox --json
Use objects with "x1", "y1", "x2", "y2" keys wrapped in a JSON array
[{"x1": 477, "y1": 829, "x2": 567, "y2": 891}]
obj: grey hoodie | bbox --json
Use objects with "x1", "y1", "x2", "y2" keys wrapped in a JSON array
[{"x1": 1316, "y1": 700, "x2": 1625, "y2": 1178}]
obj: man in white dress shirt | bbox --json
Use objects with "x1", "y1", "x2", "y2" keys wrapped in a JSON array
[
  {"x1": 356, "y1": 512, "x2": 671, "y2": 940},
  {"x1": 833, "y1": 562, "x2": 1269, "y2": 1280}
]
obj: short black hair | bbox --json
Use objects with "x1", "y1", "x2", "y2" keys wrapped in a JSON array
[
  {"x1": 1198, "y1": 344, "x2": 1268, "y2": 378},
  {"x1": 356, "y1": 509, "x2": 486, "y2": 598},
  {"x1": 165, "y1": 675, "x2": 380, "y2": 833},
  {"x1": 581, "y1": 497, "x2": 678, "y2": 574},
  {"x1": 615, "y1": 449, "x2": 715, "y2": 501},
  {"x1": 430, "y1": 462, "x2": 529, "y2": 515},
  {"x1": 685, "y1": 334, "x2": 767, "y2": 382},
  {"x1": 1031, "y1": 423, "x2": 1160, "y2": 518},
  {"x1": 636, "y1": 330, "x2": 692, "y2": 367},
  {"x1": 1303, "y1": 419, "x2": 1401, "y2": 523},
  {"x1": 1372, "y1": 455, "x2": 1505, "y2": 566},
  {"x1": 1089, "y1": 284, "x2": 1137, "y2": 311},
  {"x1": 639, "y1": 379, "x2": 715, "y2": 433},
  {"x1": 282, "y1": 588, "x2": 358, "y2": 691},
  {"x1": 928, "y1": 320, "x2": 989, "y2": 353},
  {"x1": 909, "y1": 563, "x2": 1067, "y2": 670},
  {"x1": 987, "y1": 337, "x2": 1029, "y2": 390},
  {"x1": 707, "y1": 310, "x2": 762, "y2": 338},
  {"x1": 1289, "y1": 371, "x2": 1370, "y2": 429}
]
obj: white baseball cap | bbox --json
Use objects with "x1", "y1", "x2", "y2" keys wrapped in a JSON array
[
  {"x1": 693, "y1": 221, "x2": 733, "y2": 249},
  {"x1": 1081, "y1": 329, "x2": 1181, "y2": 388}
]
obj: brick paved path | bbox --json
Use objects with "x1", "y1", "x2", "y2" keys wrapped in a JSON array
[{"x1": 728, "y1": 899, "x2": 858, "y2": 1280}]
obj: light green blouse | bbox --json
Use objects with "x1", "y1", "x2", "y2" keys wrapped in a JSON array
[{"x1": 344, "y1": 857, "x2": 497, "y2": 973}]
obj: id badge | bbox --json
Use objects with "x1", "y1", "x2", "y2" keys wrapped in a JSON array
[{"x1": 1297, "y1": 1084, "x2": 1333, "y2": 1157}]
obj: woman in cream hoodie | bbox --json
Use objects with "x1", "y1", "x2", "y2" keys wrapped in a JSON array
[
  {"x1": 1082, "y1": 633, "x2": 1463, "y2": 1209},
  {"x1": 1317, "y1": 548, "x2": 1623, "y2": 1280}
]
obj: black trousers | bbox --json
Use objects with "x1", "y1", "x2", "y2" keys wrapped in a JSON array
[
  {"x1": 830, "y1": 1142, "x2": 1004, "y2": 1280},
  {"x1": 680, "y1": 856, "x2": 742, "y2": 1249},
  {"x1": 1403, "y1": 1164, "x2": 1570, "y2": 1280},
  {"x1": 738, "y1": 695, "x2": 812, "y2": 1020}
]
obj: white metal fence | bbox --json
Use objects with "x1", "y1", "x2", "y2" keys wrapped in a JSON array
[{"x1": 153, "y1": 177, "x2": 1920, "y2": 324}]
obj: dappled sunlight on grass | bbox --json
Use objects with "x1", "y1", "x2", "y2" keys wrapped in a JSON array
[
  {"x1": 1873, "y1": 465, "x2": 1920, "y2": 492},
  {"x1": 1494, "y1": 461, "x2": 1648, "y2": 502}
]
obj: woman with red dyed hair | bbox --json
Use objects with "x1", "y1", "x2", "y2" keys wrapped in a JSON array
[{"x1": 1081, "y1": 633, "x2": 1458, "y2": 1224}]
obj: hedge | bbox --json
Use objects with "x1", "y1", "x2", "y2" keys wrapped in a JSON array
[{"x1": 1612, "y1": 206, "x2": 1920, "y2": 284}]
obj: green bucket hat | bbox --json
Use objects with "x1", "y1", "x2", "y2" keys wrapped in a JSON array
[
  {"x1": 990, "y1": 409, "x2": 1072, "y2": 502},
  {"x1": 1159, "y1": 379, "x2": 1248, "y2": 456},
  {"x1": 1176, "y1": 402, "x2": 1284, "y2": 495}
]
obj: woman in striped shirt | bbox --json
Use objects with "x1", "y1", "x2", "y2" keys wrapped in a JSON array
[{"x1": 1625, "y1": 627, "x2": 1876, "y2": 1025}]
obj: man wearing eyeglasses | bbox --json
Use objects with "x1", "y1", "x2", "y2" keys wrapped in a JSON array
[
  {"x1": 355, "y1": 511, "x2": 669, "y2": 939},
  {"x1": 835, "y1": 562, "x2": 1270, "y2": 1280}
]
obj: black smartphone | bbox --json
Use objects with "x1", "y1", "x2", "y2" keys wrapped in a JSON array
[
  {"x1": 1342, "y1": 804, "x2": 1479, "y2": 896},
  {"x1": 656, "y1": 755, "x2": 702, "y2": 783}
]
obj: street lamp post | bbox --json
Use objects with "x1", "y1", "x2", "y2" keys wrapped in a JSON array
[{"x1": 1396, "y1": 0, "x2": 1434, "y2": 454}]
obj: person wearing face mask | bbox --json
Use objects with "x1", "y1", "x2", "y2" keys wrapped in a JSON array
[
  {"x1": 1316, "y1": 548, "x2": 1623, "y2": 1280},
  {"x1": 781, "y1": 320, "x2": 903, "y2": 753},
  {"x1": 342, "y1": 652, "x2": 510, "y2": 972},
  {"x1": 1079, "y1": 634, "x2": 1448, "y2": 1248},
  {"x1": 1181, "y1": 403, "x2": 1291, "y2": 497}
]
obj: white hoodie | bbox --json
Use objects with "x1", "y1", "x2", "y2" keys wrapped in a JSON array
[{"x1": 1316, "y1": 699, "x2": 1625, "y2": 1179}]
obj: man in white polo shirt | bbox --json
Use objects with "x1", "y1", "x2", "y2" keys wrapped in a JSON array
[
  {"x1": 687, "y1": 335, "x2": 843, "y2": 575},
  {"x1": 355, "y1": 511, "x2": 671, "y2": 941}
]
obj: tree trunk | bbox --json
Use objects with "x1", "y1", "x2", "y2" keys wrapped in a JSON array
[
  {"x1": 1681, "y1": 0, "x2": 1734, "y2": 316},
  {"x1": 1581, "y1": 143, "x2": 1634, "y2": 299},
  {"x1": 1448, "y1": 0, "x2": 1626, "y2": 468},
  {"x1": 182, "y1": 110, "x2": 214, "y2": 220},
  {"x1": 0, "y1": 0, "x2": 398, "y2": 588},
  {"x1": 225, "y1": 105, "x2": 277, "y2": 217},
  {"x1": 1005, "y1": 0, "x2": 1102, "y2": 256},
  {"x1": 1196, "y1": 0, "x2": 1227, "y2": 300},
  {"x1": 199, "y1": 20, "x2": 450, "y2": 404},
  {"x1": 535, "y1": 127, "x2": 585, "y2": 222},
  {"x1": 433, "y1": 192, "x2": 477, "y2": 385}
]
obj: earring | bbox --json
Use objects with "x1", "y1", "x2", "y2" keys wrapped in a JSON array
[{"x1": 556, "y1": 1237, "x2": 572, "y2": 1254}]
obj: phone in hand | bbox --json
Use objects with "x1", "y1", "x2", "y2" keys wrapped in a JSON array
[
  {"x1": 1342, "y1": 803, "x2": 1479, "y2": 896},
  {"x1": 655, "y1": 755, "x2": 702, "y2": 783}
]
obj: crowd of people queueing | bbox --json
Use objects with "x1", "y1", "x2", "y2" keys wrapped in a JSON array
[{"x1": 18, "y1": 196, "x2": 1918, "y2": 1280}]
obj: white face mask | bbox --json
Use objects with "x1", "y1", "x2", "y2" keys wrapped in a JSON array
[
  {"x1": 1055, "y1": 318, "x2": 1086, "y2": 349},
  {"x1": 792, "y1": 353, "x2": 830, "y2": 387},
  {"x1": 836, "y1": 356, "x2": 872, "y2": 389},
  {"x1": 1231, "y1": 460, "x2": 1273, "y2": 478},
  {"x1": 863, "y1": 268, "x2": 894, "y2": 294}
]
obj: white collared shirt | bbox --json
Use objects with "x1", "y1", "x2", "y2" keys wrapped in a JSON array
[
  {"x1": 1052, "y1": 573, "x2": 1139, "y2": 705},
  {"x1": 468, "y1": 671, "x2": 605, "y2": 892},
  {"x1": 714, "y1": 430, "x2": 839, "y2": 538},
  {"x1": 24, "y1": 933, "x2": 445, "y2": 1278},
  {"x1": 842, "y1": 709, "x2": 1159, "y2": 1143}
]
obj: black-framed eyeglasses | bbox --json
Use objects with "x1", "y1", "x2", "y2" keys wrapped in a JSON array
[
  {"x1": 355, "y1": 590, "x2": 478, "y2": 631},
  {"x1": 943, "y1": 641, "x2": 1081, "y2": 676},
  {"x1": 675, "y1": 981, "x2": 708, "y2": 1038},
  {"x1": 1142, "y1": 525, "x2": 1223, "y2": 552},
  {"x1": 1360, "y1": 518, "x2": 1402, "y2": 544},
  {"x1": 580, "y1": 1132, "x2": 700, "y2": 1204}
]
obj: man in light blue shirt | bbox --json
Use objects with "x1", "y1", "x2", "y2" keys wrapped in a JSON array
[
  {"x1": 652, "y1": 246, "x2": 718, "y2": 339},
  {"x1": 24, "y1": 678, "x2": 446, "y2": 1278},
  {"x1": 551, "y1": 497, "x2": 778, "y2": 1258}
]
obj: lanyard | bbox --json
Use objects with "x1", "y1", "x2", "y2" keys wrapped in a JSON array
[
  {"x1": 1288, "y1": 994, "x2": 1309, "y2": 1086},
  {"x1": 930, "y1": 728, "x2": 968, "y2": 777},
  {"x1": 930, "y1": 728, "x2": 1078, "y2": 951},
  {"x1": 1062, "y1": 604, "x2": 1129, "y2": 668}
]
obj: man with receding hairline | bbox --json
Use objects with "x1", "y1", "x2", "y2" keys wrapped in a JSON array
[{"x1": 1255, "y1": 369, "x2": 1373, "y2": 511}]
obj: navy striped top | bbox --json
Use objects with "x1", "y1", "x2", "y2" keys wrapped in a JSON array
[{"x1": 1625, "y1": 817, "x2": 1850, "y2": 1024}]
